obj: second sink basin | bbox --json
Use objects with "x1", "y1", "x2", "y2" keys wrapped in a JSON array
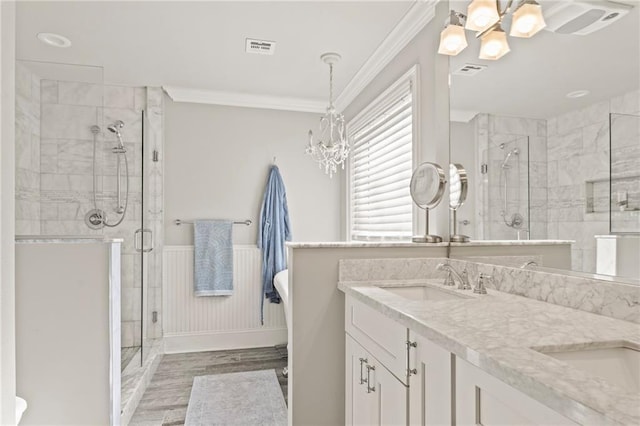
[
  {"x1": 537, "y1": 344, "x2": 640, "y2": 393},
  {"x1": 381, "y1": 285, "x2": 470, "y2": 301}
]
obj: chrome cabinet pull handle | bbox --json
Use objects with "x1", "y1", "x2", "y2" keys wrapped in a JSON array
[
  {"x1": 366, "y1": 365, "x2": 376, "y2": 393},
  {"x1": 359, "y1": 357, "x2": 368, "y2": 384}
]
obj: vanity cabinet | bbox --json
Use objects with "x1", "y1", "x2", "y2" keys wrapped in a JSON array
[
  {"x1": 455, "y1": 358, "x2": 577, "y2": 426},
  {"x1": 408, "y1": 332, "x2": 453, "y2": 425},
  {"x1": 345, "y1": 296, "x2": 409, "y2": 384},
  {"x1": 346, "y1": 335, "x2": 409, "y2": 426}
]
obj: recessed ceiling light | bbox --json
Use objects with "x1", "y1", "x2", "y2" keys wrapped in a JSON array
[
  {"x1": 566, "y1": 90, "x2": 590, "y2": 99},
  {"x1": 37, "y1": 32, "x2": 72, "y2": 48}
]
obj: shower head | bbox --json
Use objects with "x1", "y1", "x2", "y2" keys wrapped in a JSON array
[
  {"x1": 500, "y1": 148, "x2": 520, "y2": 169},
  {"x1": 107, "y1": 120, "x2": 125, "y2": 149},
  {"x1": 107, "y1": 120, "x2": 124, "y2": 136}
]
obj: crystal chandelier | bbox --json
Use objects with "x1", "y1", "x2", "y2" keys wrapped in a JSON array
[{"x1": 306, "y1": 52, "x2": 350, "y2": 178}]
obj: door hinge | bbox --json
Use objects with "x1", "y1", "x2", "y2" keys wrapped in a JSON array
[{"x1": 481, "y1": 163, "x2": 488, "y2": 174}]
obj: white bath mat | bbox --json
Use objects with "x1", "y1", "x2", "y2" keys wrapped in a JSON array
[{"x1": 185, "y1": 369, "x2": 287, "y2": 426}]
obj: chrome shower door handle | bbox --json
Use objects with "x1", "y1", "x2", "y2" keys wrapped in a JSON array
[{"x1": 134, "y1": 228, "x2": 154, "y2": 253}]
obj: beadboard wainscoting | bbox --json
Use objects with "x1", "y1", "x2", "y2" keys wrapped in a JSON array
[{"x1": 163, "y1": 245, "x2": 286, "y2": 353}]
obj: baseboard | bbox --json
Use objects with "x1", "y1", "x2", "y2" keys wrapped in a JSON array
[{"x1": 163, "y1": 328, "x2": 288, "y2": 354}]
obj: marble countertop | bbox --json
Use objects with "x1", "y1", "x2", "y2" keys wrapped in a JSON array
[
  {"x1": 338, "y1": 279, "x2": 640, "y2": 425},
  {"x1": 286, "y1": 241, "x2": 450, "y2": 248},
  {"x1": 449, "y1": 239, "x2": 574, "y2": 246},
  {"x1": 16, "y1": 235, "x2": 124, "y2": 244},
  {"x1": 287, "y1": 240, "x2": 573, "y2": 248}
]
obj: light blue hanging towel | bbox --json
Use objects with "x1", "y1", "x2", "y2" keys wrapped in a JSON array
[
  {"x1": 194, "y1": 220, "x2": 233, "y2": 297},
  {"x1": 258, "y1": 165, "x2": 292, "y2": 323}
]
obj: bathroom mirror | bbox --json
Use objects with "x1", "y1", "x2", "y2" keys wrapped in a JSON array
[
  {"x1": 449, "y1": 163, "x2": 469, "y2": 242},
  {"x1": 410, "y1": 162, "x2": 446, "y2": 243},
  {"x1": 448, "y1": 0, "x2": 640, "y2": 278}
]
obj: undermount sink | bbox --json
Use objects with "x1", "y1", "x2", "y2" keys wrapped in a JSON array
[
  {"x1": 381, "y1": 285, "x2": 470, "y2": 301},
  {"x1": 537, "y1": 345, "x2": 640, "y2": 393}
]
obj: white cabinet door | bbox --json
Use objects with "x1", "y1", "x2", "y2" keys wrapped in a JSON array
[
  {"x1": 456, "y1": 358, "x2": 578, "y2": 426},
  {"x1": 347, "y1": 335, "x2": 377, "y2": 426},
  {"x1": 408, "y1": 332, "x2": 453, "y2": 426},
  {"x1": 347, "y1": 335, "x2": 408, "y2": 426}
]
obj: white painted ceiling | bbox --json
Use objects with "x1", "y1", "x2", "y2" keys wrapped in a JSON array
[
  {"x1": 16, "y1": 1, "x2": 413, "y2": 102},
  {"x1": 450, "y1": 0, "x2": 640, "y2": 119}
]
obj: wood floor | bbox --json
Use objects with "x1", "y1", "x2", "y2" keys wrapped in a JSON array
[{"x1": 129, "y1": 346, "x2": 288, "y2": 426}]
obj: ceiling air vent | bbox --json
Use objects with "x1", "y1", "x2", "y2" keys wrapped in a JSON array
[
  {"x1": 543, "y1": 0, "x2": 632, "y2": 36},
  {"x1": 245, "y1": 38, "x2": 276, "y2": 55},
  {"x1": 452, "y1": 63, "x2": 487, "y2": 77}
]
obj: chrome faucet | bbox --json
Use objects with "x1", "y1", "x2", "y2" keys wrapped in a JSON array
[
  {"x1": 474, "y1": 273, "x2": 491, "y2": 294},
  {"x1": 436, "y1": 263, "x2": 471, "y2": 290},
  {"x1": 520, "y1": 260, "x2": 538, "y2": 269}
]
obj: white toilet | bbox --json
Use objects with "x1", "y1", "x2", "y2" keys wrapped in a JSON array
[{"x1": 274, "y1": 270, "x2": 290, "y2": 376}]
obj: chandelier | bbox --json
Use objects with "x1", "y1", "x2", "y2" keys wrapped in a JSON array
[
  {"x1": 438, "y1": 0, "x2": 546, "y2": 60},
  {"x1": 306, "y1": 52, "x2": 350, "y2": 178}
]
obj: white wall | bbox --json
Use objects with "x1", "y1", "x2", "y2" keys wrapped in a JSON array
[
  {"x1": 342, "y1": 1, "x2": 450, "y2": 240},
  {"x1": 164, "y1": 97, "x2": 341, "y2": 246},
  {"x1": 1, "y1": 1, "x2": 17, "y2": 423}
]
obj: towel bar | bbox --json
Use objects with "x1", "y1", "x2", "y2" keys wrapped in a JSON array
[{"x1": 174, "y1": 219, "x2": 252, "y2": 226}]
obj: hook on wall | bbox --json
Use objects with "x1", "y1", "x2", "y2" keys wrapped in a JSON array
[{"x1": 272, "y1": 156, "x2": 277, "y2": 165}]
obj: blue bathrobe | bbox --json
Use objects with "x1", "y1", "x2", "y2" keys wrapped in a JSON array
[{"x1": 258, "y1": 165, "x2": 292, "y2": 323}]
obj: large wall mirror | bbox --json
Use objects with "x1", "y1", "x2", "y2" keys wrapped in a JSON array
[{"x1": 449, "y1": 0, "x2": 640, "y2": 279}]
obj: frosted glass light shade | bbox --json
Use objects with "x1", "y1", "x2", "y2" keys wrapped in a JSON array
[
  {"x1": 466, "y1": 0, "x2": 500, "y2": 32},
  {"x1": 479, "y1": 28, "x2": 510, "y2": 60},
  {"x1": 510, "y1": 1, "x2": 546, "y2": 38},
  {"x1": 438, "y1": 24, "x2": 468, "y2": 56}
]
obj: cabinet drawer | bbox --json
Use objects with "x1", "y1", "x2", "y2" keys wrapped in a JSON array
[
  {"x1": 346, "y1": 296, "x2": 408, "y2": 384},
  {"x1": 456, "y1": 358, "x2": 577, "y2": 426}
]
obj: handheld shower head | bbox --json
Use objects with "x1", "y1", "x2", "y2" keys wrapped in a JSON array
[
  {"x1": 107, "y1": 120, "x2": 125, "y2": 149},
  {"x1": 500, "y1": 148, "x2": 520, "y2": 169},
  {"x1": 107, "y1": 120, "x2": 124, "y2": 136}
]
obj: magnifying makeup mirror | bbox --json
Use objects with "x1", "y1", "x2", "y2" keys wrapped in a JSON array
[
  {"x1": 449, "y1": 163, "x2": 470, "y2": 243},
  {"x1": 410, "y1": 162, "x2": 446, "y2": 243}
]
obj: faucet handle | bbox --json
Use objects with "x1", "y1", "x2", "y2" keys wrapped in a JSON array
[
  {"x1": 459, "y1": 267, "x2": 471, "y2": 290},
  {"x1": 474, "y1": 273, "x2": 490, "y2": 294}
]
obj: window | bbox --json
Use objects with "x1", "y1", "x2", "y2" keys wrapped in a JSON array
[{"x1": 347, "y1": 67, "x2": 418, "y2": 241}]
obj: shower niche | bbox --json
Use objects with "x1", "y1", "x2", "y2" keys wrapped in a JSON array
[{"x1": 15, "y1": 60, "x2": 164, "y2": 371}]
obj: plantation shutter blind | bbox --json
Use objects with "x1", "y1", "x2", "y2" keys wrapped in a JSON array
[{"x1": 348, "y1": 79, "x2": 413, "y2": 241}]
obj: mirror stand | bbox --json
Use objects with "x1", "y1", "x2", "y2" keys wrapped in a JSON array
[
  {"x1": 413, "y1": 208, "x2": 443, "y2": 243},
  {"x1": 450, "y1": 208, "x2": 469, "y2": 243}
]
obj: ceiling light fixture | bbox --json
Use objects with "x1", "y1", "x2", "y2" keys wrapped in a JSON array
[
  {"x1": 479, "y1": 24, "x2": 511, "y2": 60},
  {"x1": 37, "y1": 32, "x2": 72, "y2": 48},
  {"x1": 438, "y1": 11, "x2": 468, "y2": 56},
  {"x1": 510, "y1": 0, "x2": 546, "y2": 38},
  {"x1": 466, "y1": 0, "x2": 500, "y2": 32},
  {"x1": 438, "y1": 0, "x2": 546, "y2": 60},
  {"x1": 306, "y1": 53, "x2": 350, "y2": 178},
  {"x1": 566, "y1": 90, "x2": 590, "y2": 99}
]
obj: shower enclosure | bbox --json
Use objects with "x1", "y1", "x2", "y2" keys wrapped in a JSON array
[
  {"x1": 14, "y1": 60, "x2": 163, "y2": 370},
  {"x1": 480, "y1": 136, "x2": 531, "y2": 240}
]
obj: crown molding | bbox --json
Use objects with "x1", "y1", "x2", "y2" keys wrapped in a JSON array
[
  {"x1": 450, "y1": 109, "x2": 479, "y2": 123},
  {"x1": 334, "y1": 0, "x2": 439, "y2": 112},
  {"x1": 163, "y1": 86, "x2": 326, "y2": 114}
]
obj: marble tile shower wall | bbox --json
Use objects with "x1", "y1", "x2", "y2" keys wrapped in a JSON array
[
  {"x1": 547, "y1": 90, "x2": 640, "y2": 272},
  {"x1": 15, "y1": 62, "x2": 41, "y2": 235},
  {"x1": 14, "y1": 73, "x2": 165, "y2": 347},
  {"x1": 610, "y1": 97, "x2": 640, "y2": 233},
  {"x1": 474, "y1": 113, "x2": 548, "y2": 240}
]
